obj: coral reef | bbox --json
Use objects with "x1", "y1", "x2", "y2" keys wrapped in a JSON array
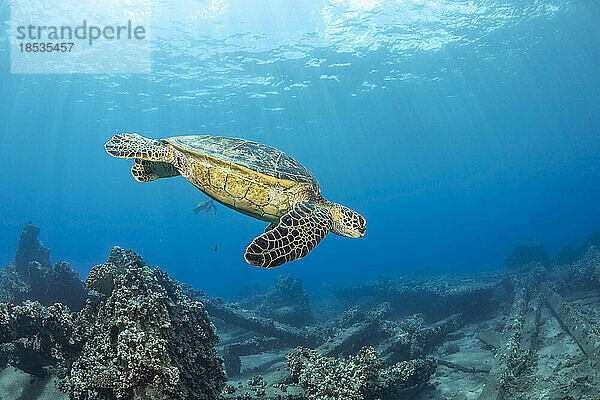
[
  {"x1": 71, "y1": 247, "x2": 226, "y2": 400},
  {"x1": 4, "y1": 224, "x2": 600, "y2": 400},
  {"x1": 378, "y1": 358, "x2": 437, "y2": 396},
  {"x1": 0, "y1": 301, "x2": 83, "y2": 376},
  {"x1": 0, "y1": 267, "x2": 29, "y2": 303},
  {"x1": 564, "y1": 246, "x2": 600, "y2": 289},
  {"x1": 287, "y1": 346, "x2": 380, "y2": 400},
  {"x1": 504, "y1": 243, "x2": 549, "y2": 271},
  {"x1": 184, "y1": 285, "x2": 320, "y2": 347},
  {"x1": 0, "y1": 223, "x2": 87, "y2": 311},
  {"x1": 556, "y1": 231, "x2": 600, "y2": 265},
  {"x1": 255, "y1": 276, "x2": 314, "y2": 327},
  {"x1": 214, "y1": 236, "x2": 600, "y2": 400},
  {"x1": 286, "y1": 346, "x2": 435, "y2": 400},
  {"x1": 0, "y1": 240, "x2": 226, "y2": 400},
  {"x1": 331, "y1": 273, "x2": 507, "y2": 322}
]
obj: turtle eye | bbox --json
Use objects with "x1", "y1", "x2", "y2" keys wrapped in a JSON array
[{"x1": 153, "y1": 139, "x2": 161, "y2": 146}]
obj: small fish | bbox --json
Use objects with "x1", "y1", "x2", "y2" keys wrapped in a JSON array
[
  {"x1": 214, "y1": 244, "x2": 218, "y2": 252},
  {"x1": 192, "y1": 199, "x2": 217, "y2": 215}
]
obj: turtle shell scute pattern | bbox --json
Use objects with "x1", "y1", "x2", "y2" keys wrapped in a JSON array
[{"x1": 167, "y1": 135, "x2": 320, "y2": 192}]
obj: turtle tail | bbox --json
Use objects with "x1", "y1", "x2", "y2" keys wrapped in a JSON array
[{"x1": 105, "y1": 133, "x2": 172, "y2": 162}]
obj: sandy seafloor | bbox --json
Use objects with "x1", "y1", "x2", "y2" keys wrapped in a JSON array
[{"x1": 214, "y1": 291, "x2": 600, "y2": 400}]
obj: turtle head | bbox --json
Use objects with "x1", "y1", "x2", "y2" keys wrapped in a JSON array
[
  {"x1": 105, "y1": 133, "x2": 172, "y2": 162},
  {"x1": 325, "y1": 201, "x2": 366, "y2": 238}
]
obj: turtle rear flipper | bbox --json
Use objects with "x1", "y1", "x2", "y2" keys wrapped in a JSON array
[
  {"x1": 245, "y1": 202, "x2": 332, "y2": 268},
  {"x1": 131, "y1": 159, "x2": 180, "y2": 182}
]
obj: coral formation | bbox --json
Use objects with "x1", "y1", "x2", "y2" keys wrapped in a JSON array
[
  {"x1": 255, "y1": 276, "x2": 314, "y2": 327},
  {"x1": 13, "y1": 223, "x2": 52, "y2": 273},
  {"x1": 332, "y1": 273, "x2": 506, "y2": 322},
  {"x1": 4, "y1": 224, "x2": 600, "y2": 400},
  {"x1": 556, "y1": 231, "x2": 600, "y2": 265},
  {"x1": 378, "y1": 358, "x2": 436, "y2": 396},
  {"x1": 0, "y1": 300, "x2": 83, "y2": 376},
  {"x1": 184, "y1": 284, "x2": 320, "y2": 347},
  {"x1": 564, "y1": 246, "x2": 600, "y2": 289},
  {"x1": 287, "y1": 346, "x2": 380, "y2": 400},
  {"x1": 287, "y1": 346, "x2": 435, "y2": 400},
  {"x1": 504, "y1": 243, "x2": 549, "y2": 271},
  {"x1": 71, "y1": 247, "x2": 226, "y2": 400},
  {"x1": 0, "y1": 223, "x2": 87, "y2": 310},
  {"x1": 0, "y1": 267, "x2": 29, "y2": 303},
  {"x1": 1, "y1": 238, "x2": 226, "y2": 400}
]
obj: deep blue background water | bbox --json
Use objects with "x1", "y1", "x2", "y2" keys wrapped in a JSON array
[{"x1": 1, "y1": 0, "x2": 599, "y2": 297}]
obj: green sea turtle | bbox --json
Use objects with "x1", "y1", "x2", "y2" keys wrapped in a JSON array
[{"x1": 105, "y1": 133, "x2": 366, "y2": 268}]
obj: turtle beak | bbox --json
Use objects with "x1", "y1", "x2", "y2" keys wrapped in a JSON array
[
  {"x1": 105, "y1": 134, "x2": 129, "y2": 158},
  {"x1": 104, "y1": 139, "x2": 120, "y2": 157},
  {"x1": 354, "y1": 214, "x2": 366, "y2": 238},
  {"x1": 357, "y1": 225, "x2": 366, "y2": 237},
  {"x1": 105, "y1": 133, "x2": 145, "y2": 159}
]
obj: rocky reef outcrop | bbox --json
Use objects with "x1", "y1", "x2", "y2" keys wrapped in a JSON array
[
  {"x1": 556, "y1": 231, "x2": 600, "y2": 265},
  {"x1": 0, "y1": 223, "x2": 87, "y2": 310},
  {"x1": 71, "y1": 247, "x2": 226, "y2": 400},
  {"x1": 216, "y1": 298, "x2": 455, "y2": 399},
  {"x1": 287, "y1": 346, "x2": 435, "y2": 400},
  {"x1": 563, "y1": 246, "x2": 600, "y2": 289},
  {"x1": 0, "y1": 301, "x2": 83, "y2": 376},
  {"x1": 287, "y1": 346, "x2": 380, "y2": 400},
  {"x1": 215, "y1": 232, "x2": 600, "y2": 400},
  {"x1": 504, "y1": 243, "x2": 550, "y2": 272},
  {"x1": 236, "y1": 275, "x2": 314, "y2": 327},
  {"x1": 331, "y1": 273, "x2": 506, "y2": 322},
  {"x1": 257, "y1": 276, "x2": 314, "y2": 327},
  {"x1": 4, "y1": 223, "x2": 600, "y2": 400},
  {"x1": 0, "y1": 224, "x2": 226, "y2": 400}
]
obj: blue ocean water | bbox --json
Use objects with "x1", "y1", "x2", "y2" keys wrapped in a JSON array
[{"x1": 0, "y1": 0, "x2": 599, "y2": 297}]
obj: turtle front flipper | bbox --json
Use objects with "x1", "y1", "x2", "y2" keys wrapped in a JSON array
[
  {"x1": 245, "y1": 202, "x2": 333, "y2": 268},
  {"x1": 264, "y1": 222, "x2": 277, "y2": 233},
  {"x1": 131, "y1": 159, "x2": 180, "y2": 182}
]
